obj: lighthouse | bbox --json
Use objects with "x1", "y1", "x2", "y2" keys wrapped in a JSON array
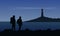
[{"x1": 41, "y1": 9, "x2": 44, "y2": 18}]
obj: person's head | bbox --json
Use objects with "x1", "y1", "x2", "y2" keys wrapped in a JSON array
[
  {"x1": 13, "y1": 15, "x2": 15, "y2": 18},
  {"x1": 19, "y1": 16, "x2": 21, "y2": 19}
]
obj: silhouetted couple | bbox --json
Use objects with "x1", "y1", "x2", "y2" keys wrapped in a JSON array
[{"x1": 10, "y1": 15, "x2": 22, "y2": 31}]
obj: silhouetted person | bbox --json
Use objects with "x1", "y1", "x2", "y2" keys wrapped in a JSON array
[
  {"x1": 10, "y1": 15, "x2": 16, "y2": 31},
  {"x1": 17, "y1": 16, "x2": 23, "y2": 31}
]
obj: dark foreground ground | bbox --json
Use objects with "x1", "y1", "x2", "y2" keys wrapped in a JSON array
[{"x1": 0, "y1": 29, "x2": 60, "y2": 36}]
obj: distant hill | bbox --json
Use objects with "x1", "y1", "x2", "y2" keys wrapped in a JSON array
[{"x1": 26, "y1": 16, "x2": 60, "y2": 22}]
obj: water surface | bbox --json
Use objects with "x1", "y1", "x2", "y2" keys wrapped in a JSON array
[{"x1": 0, "y1": 22, "x2": 60, "y2": 31}]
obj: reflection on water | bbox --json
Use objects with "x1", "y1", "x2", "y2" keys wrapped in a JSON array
[{"x1": 0, "y1": 22, "x2": 60, "y2": 31}]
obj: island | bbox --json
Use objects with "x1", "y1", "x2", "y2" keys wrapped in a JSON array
[{"x1": 26, "y1": 9, "x2": 60, "y2": 22}]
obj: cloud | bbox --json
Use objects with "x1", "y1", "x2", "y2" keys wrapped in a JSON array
[{"x1": 9, "y1": 7, "x2": 57, "y2": 11}]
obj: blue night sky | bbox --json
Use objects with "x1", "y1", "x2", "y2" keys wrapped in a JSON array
[{"x1": 0, "y1": 0, "x2": 60, "y2": 21}]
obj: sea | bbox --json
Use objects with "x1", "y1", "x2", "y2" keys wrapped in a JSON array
[{"x1": 0, "y1": 22, "x2": 60, "y2": 31}]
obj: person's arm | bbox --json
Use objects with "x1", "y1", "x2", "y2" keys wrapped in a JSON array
[
  {"x1": 21, "y1": 19, "x2": 23, "y2": 24},
  {"x1": 10, "y1": 18, "x2": 12, "y2": 24}
]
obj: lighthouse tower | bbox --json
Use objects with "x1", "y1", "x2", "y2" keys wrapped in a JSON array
[{"x1": 41, "y1": 9, "x2": 44, "y2": 18}]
